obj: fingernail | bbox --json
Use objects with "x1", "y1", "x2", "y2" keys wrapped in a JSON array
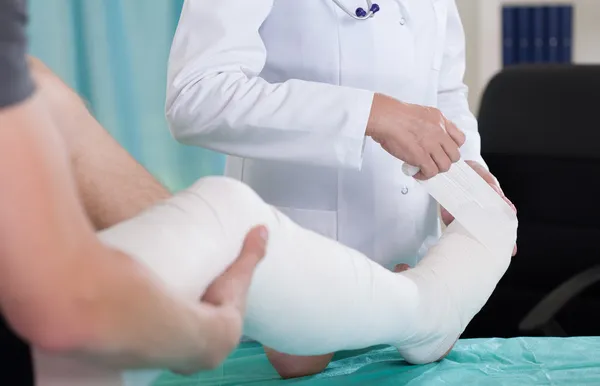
[{"x1": 258, "y1": 226, "x2": 269, "y2": 244}]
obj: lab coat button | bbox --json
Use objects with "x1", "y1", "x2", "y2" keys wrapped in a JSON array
[
  {"x1": 401, "y1": 187, "x2": 409, "y2": 195},
  {"x1": 399, "y1": 17, "x2": 406, "y2": 25}
]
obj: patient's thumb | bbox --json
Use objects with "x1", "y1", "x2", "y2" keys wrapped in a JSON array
[
  {"x1": 201, "y1": 226, "x2": 269, "y2": 310},
  {"x1": 237, "y1": 225, "x2": 269, "y2": 269}
]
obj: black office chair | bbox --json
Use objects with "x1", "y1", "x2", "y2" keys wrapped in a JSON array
[{"x1": 461, "y1": 65, "x2": 600, "y2": 339}]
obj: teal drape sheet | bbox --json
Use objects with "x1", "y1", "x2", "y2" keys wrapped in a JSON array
[
  {"x1": 27, "y1": 0, "x2": 225, "y2": 192},
  {"x1": 153, "y1": 338, "x2": 600, "y2": 385}
]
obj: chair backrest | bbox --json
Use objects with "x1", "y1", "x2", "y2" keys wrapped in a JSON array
[{"x1": 477, "y1": 65, "x2": 600, "y2": 292}]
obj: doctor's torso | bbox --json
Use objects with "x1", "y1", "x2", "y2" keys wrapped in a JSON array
[{"x1": 225, "y1": 0, "x2": 448, "y2": 268}]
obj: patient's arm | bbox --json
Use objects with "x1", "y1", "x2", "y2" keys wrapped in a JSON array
[
  {"x1": 97, "y1": 176, "x2": 517, "y2": 365},
  {"x1": 1, "y1": 0, "x2": 267, "y2": 373},
  {"x1": 0, "y1": 94, "x2": 267, "y2": 374}
]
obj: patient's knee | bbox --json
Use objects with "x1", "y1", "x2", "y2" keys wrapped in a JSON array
[
  {"x1": 188, "y1": 177, "x2": 268, "y2": 215},
  {"x1": 264, "y1": 347, "x2": 333, "y2": 379},
  {"x1": 185, "y1": 176, "x2": 276, "y2": 232},
  {"x1": 27, "y1": 56, "x2": 54, "y2": 78},
  {"x1": 27, "y1": 56, "x2": 87, "y2": 113}
]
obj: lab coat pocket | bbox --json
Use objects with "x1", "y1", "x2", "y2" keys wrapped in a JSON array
[
  {"x1": 432, "y1": 0, "x2": 448, "y2": 71},
  {"x1": 276, "y1": 207, "x2": 338, "y2": 240}
]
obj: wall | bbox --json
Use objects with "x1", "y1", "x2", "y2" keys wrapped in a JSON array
[
  {"x1": 27, "y1": 0, "x2": 223, "y2": 192},
  {"x1": 573, "y1": 0, "x2": 600, "y2": 64},
  {"x1": 455, "y1": 0, "x2": 480, "y2": 113}
]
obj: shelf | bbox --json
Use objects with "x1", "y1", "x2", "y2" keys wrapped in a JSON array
[
  {"x1": 499, "y1": 0, "x2": 574, "y2": 5},
  {"x1": 464, "y1": 0, "x2": 594, "y2": 113}
]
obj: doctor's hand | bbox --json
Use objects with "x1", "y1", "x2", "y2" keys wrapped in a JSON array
[
  {"x1": 366, "y1": 94, "x2": 466, "y2": 180},
  {"x1": 440, "y1": 161, "x2": 518, "y2": 256}
]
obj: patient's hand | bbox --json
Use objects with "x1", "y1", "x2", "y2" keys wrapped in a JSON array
[
  {"x1": 440, "y1": 160, "x2": 518, "y2": 256},
  {"x1": 201, "y1": 226, "x2": 268, "y2": 315},
  {"x1": 174, "y1": 226, "x2": 268, "y2": 375}
]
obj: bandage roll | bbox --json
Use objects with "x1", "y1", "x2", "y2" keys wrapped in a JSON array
[{"x1": 403, "y1": 160, "x2": 517, "y2": 258}]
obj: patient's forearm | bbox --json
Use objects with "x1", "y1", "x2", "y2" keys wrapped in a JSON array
[
  {"x1": 63, "y1": 248, "x2": 231, "y2": 373},
  {"x1": 12, "y1": 247, "x2": 227, "y2": 373}
]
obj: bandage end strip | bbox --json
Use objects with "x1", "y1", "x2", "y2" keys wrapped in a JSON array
[{"x1": 402, "y1": 160, "x2": 518, "y2": 258}]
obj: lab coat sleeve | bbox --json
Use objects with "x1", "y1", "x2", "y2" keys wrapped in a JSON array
[
  {"x1": 165, "y1": 0, "x2": 374, "y2": 170},
  {"x1": 437, "y1": 1, "x2": 488, "y2": 170}
]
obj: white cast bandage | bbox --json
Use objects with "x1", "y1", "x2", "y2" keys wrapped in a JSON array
[{"x1": 35, "y1": 175, "x2": 517, "y2": 385}]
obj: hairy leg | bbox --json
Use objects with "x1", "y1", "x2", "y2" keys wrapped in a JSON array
[{"x1": 28, "y1": 57, "x2": 170, "y2": 230}]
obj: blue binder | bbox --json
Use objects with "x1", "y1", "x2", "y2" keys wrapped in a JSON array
[
  {"x1": 547, "y1": 6, "x2": 561, "y2": 63},
  {"x1": 532, "y1": 6, "x2": 546, "y2": 62},
  {"x1": 516, "y1": 7, "x2": 533, "y2": 64},
  {"x1": 502, "y1": 7, "x2": 517, "y2": 66},
  {"x1": 560, "y1": 5, "x2": 574, "y2": 63}
]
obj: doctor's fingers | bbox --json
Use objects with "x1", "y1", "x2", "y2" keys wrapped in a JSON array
[
  {"x1": 441, "y1": 134, "x2": 462, "y2": 163},
  {"x1": 393, "y1": 264, "x2": 411, "y2": 273},
  {"x1": 427, "y1": 145, "x2": 453, "y2": 175},
  {"x1": 414, "y1": 156, "x2": 439, "y2": 180},
  {"x1": 444, "y1": 119, "x2": 466, "y2": 147}
]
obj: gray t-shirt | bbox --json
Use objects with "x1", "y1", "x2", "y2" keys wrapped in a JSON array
[
  {"x1": 0, "y1": 0, "x2": 35, "y2": 108},
  {"x1": 0, "y1": 2, "x2": 36, "y2": 384}
]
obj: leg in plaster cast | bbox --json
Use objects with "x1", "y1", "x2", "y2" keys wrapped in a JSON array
[
  {"x1": 28, "y1": 60, "x2": 517, "y2": 380},
  {"x1": 98, "y1": 176, "x2": 517, "y2": 371}
]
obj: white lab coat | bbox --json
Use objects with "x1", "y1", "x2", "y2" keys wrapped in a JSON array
[{"x1": 166, "y1": 0, "x2": 486, "y2": 269}]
